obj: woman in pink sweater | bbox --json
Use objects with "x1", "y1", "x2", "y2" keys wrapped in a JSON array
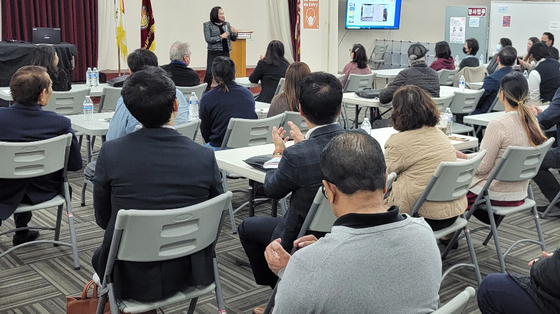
[
  {"x1": 341, "y1": 44, "x2": 372, "y2": 88},
  {"x1": 457, "y1": 72, "x2": 547, "y2": 224},
  {"x1": 430, "y1": 41, "x2": 456, "y2": 71}
]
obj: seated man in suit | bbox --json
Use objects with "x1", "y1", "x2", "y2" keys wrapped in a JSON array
[
  {"x1": 238, "y1": 72, "x2": 345, "y2": 312},
  {"x1": 161, "y1": 41, "x2": 201, "y2": 87},
  {"x1": 265, "y1": 132, "x2": 442, "y2": 313},
  {"x1": 0, "y1": 65, "x2": 82, "y2": 245},
  {"x1": 92, "y1": 66, "x2": 223, "y2": 302},
  {"x1": 473, "y1": 46, "x2": 516, "y2": 114}
]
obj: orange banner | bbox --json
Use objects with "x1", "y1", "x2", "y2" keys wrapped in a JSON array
[{"x1": 303, "y1": 0, "x2": 319, "y2": 29}]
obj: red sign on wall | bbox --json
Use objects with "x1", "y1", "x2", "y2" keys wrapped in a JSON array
[{"x1": 467, "y1": 7, "x2": 486, "y2": 17}]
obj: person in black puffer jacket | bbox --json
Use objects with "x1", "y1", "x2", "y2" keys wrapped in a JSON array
[
  {"x1": 477, "y1": 247, "x2": 560, "y2": 314},
  {"x1": 379, "y1": 43, "x2": 440, "y2": 104}
]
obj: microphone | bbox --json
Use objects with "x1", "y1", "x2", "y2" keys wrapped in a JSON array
[{"x1": 224, "y1": 24, "x2": 229, "y2": 33}]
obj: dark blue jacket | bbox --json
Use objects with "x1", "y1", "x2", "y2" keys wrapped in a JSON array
[
  {"x1": 264, "y1": 124, "x2": 345, "y2": 251},
  {"x1": 0, "y1": 103, "x2": 82, "y2": 220},
  {"x1": 537, "y1": 87, "x2": 560, "y2": 149},
  {"x1": 474, "y1": 66, "x2": 513, "y2": 114}
]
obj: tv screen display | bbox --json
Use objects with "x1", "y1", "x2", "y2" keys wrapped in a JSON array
[{"x1": 345, "y1": 0, "x2": 402, "y2": 30}]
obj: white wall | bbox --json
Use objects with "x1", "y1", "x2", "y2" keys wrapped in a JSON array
[
  {"x1": 98, "y1": 0, "x2": 274, "y2": 71},
  {"x1": 300, "y1": 0, "x2": 339, "y2": 73}
]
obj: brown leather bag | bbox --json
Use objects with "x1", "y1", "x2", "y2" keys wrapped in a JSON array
[{"x1": 66, "y1": 280, "x2": 112, "y2": 314}]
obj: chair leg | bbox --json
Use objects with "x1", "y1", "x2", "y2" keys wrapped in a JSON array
[
  {"x1": 528, "y1": 187, "x2": 547, "y2": 252},
  {"x1": 81, "y1": 181, "x2": 88, "y2": 206},
  {"x1": 65, "y1": 182, "x2": 81, "y2": 270},
  {"x1": 464, "y1": 227, "x2": 482, "y2": 285},
  {"x1": 441, "y1": 229, "x2": 461, "y2": 260},
  {"x1": 248, "y1": 181, "x2": 255, "y2": 217},
  {"x1": 96, "y1": 290, "x2": 108, "y2": 314},
  {"x1": 486, "y1": 200, "x2": 506, "y2": 273},
  {"x1": 263, "y1": 284, "x2": 279, "y2": 314},
  {"x1": 213, "y1": 257, "x2": 226, "y2": 312},
  {"x1": 107, "y1": 283, "x2": 119, "y2": 314},
  {"x1": 186, "y1": 298, "x2": 198, "y2": 314},
  {"x1": 542, "y1": 190, "x2": 560, "y2": 218},
  {"x1": 482, "y1": 230, "x2": 493, "y2": 246},
  {"x1": 53, "y1": 204, "x2": 63, "y2": 244},
  {"x1": 222, "y1": 170, "x2": 237, "y2": 234}
]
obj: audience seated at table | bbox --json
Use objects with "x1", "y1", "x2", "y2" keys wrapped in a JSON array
[
  {"x1": 0, "y1": 65, "x2": 82, "y2": 246},
  {"x1": 478, "y1": 248, "x2": 560, "y2": 314},
  {"x1": 379, "y1": 43, "x2": 439, "y2": 104},
  {"x1": 542, "y1": 32, "x2": 555, "y2": 47},
  {"x1": 238, "y1": 72, "x2": 344, "y2": 313},
  {"x1": 429, "y1": 41, "x2": 455, "y2": 71},
  {"x1": 473, "y1": 46, "x2": 516, "y2": 114},
  {"x1": 30, "y1": 45, "x2": 71, "y2": 91},
  {"x1": 519, "y1": 36, "x2": 540, "y2": 72},
  {"x1": 92, "y1": 66, "x2": 223, "y2": 303},
  {"x1": 268, "y1": 61, "x2": 311, "y2": 117},
  {"x1": 486, "y1": 37, "x2": 512, "y2": 75},
  {"x1": 528, "y1": 42, "x2": 560, "y2": 103},
  {"x1": 340, "y1": 43, "x2": 372, "y2": 88},
  {"x1": 458, "y1": 38, "x2": 480, "y2": 70},
  {"x1": 456, "y1": 72, "x2": 547, "y2": 225},
  {"x1": 160, "y1": 41, "x2": 201, "y2": 87},
  {"x1": 265, "y1": 132, "x2": 442, "y2": 314},
  {"x1": 200, "y1": 56, "x2": 257, "y2": 150},
  {"x1": 249, "y1": 40, "x2": 290, "y2": 103},
  {"x1": 384, "y1": 85, "x2": 465, "y2": 231}
]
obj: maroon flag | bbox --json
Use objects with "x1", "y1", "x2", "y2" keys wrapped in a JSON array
[{"x1": 140, "y1": 0, "x2": 155, "y2": 51}]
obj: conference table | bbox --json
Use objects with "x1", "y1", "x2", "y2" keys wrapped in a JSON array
[
  {"x1": 69, "y1": 112, "x2": 113, "y2": 163},
  {"x1": 464, "y1": 105, "x2": 549, "y2": 127},
  {"x1": 235, "y1": 77, "x2": 259, "y2": 88},
  {"x1": 372, "y1": 68, "x2": 404, "y2": 88},
  {"x1": 0, "y1": 83, "x2": 108, "y2": 102}
]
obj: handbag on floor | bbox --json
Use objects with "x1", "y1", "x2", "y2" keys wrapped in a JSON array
[{"x1": 67, "y1": 280, "x2": 112, "y2": 314}]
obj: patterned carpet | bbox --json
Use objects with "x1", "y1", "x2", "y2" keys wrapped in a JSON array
[{"x1": 1, "y1": 119, "x2": 560, "y2": 314}]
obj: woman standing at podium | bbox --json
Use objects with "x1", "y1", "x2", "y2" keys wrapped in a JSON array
[
  {"x1": 30, "y1": 45, "x2": 71, "y2": 91},
  {"x1": 203, "y1": 6, "x2": 238, "y2": 91}
]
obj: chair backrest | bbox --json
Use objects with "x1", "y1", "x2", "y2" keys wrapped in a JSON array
[
  {"x1": 410, "y1": 150, "x2": 487, "y2": 216},
  {"x1": 343, "y1": 73, "x2": 375, "y2": 92},
  {"x1": 452, "y1": 66, "x2": 487, "y2": 87},
  {"x1": 438, "y1": 69, "x2": 458, "y2": 86},
  {"x1": 492, "y1": 137, "x2": 554, "y2": 182},
  {"x1": 432, "y1": 287, "x2": 475, "y2": 314},
  {"x1": 98, "y1": 86, "x2": 122, "y2": 112},
  {"x1": 449, "y1": 89, "x2": 485, "y2": 115},
  {"x1": 175, "y1": 119, "x2": 200, "y2": 141},
  {"x1": 45, "y1": 89, "x2": 89, "y2": 115},
  {"x1": 273, "y1": 78, "x2": 285, "y2": 98},
  {"x1": 0, "y1": 134, "x2": 72, "y2": 179},
  {"x1": 386, "y1": 172, "x2": 397, "y2": 190},
  {"x1": 176, "y1": 83, "x2": 207, "y2": 100},
  {"x1": 221, "y1": 114, "x2": 285, "y2": 149},
  {"x1": 294, "y1": 188, "x2": 336, "y2": 248},
  {"x1": 281, "y1": 111, "x2": 308, "y2": 136},
  {"x1": 432, "y1": 94, "x2": 455, "y2": 112},
  {"x1": 489, "y1": 94, "x2": 504, "y2": 112},
  {"x1": 111, "y1": 191, "x2": 232, "y2": 263}
]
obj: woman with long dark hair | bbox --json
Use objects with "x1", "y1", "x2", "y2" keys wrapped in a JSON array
[
  {"x1": 340, "y1": 43, "x2": 371, "y2": 87},
  {"x1": 268, "y1": 61, "x2": 311, "y2": 117},
  {"x1": 249, "y1": 40, "x2": 290, "y2": 103},
  {"x1": 30, "y1": 45, "x2": 71, "y2": 91},
  {"x1": 203, "y1": 6, "x2": 238, "y2": 91},
  {"x1": 430, "y1": 41, "x2": 455, "y2": 71}
]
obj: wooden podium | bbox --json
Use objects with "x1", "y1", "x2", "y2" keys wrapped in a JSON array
[{"x1": 231, "y1": 30, "x2": 253, "y2": 77}]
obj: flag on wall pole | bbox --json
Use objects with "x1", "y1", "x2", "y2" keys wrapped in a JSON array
[
  {"x1": 115, "y1": 0, "x2": 128, "y2": 74},
  {"x1": 141, "y1": 0, "x2": 155, "y2": 51}
]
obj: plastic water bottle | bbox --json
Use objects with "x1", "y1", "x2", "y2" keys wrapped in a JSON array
[
  {"x1": 454, "y1": 55, "x2": 460, "y2": 68},
  {"x1": 92, "y1": 67, "x2": 99, "y2": 87},
  {"x1": 523, "y1": 70, "x2": 529, "y2": 80},
  {"x1": 361, "y1": 117, "x2": 372, "y2": 135},
  {"x1": 479, "y1": 54, "x2": 484, "y2": 64},
  {"x1": 444, "y1": 108, "x2": 453, "y2": 136},
  {"x1": 83, "y1": 96, "x2": 94, "y2": 123},
  {"x1": 188, "y1": 92, "x2": 199, "y2": 121},
  {"x1": 86, "y1": 67, "x2": 92, "y2": 87},
  {"x1": 459, "y1": 75, "x2": 465, "y2": 92}
]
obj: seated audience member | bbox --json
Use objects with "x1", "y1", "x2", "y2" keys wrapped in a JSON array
[
  {"x1": 92, "y1": 66, "x2": 223, "y2": 302},
  {"x1": 249, "y1": 40, "x2": 290, "y2": 103},
  {"x1": 30, "y1": 45, "x2": 71, "y2": 91},
  {"x1": 0, "y1": 66, "x2": 82, "y2": 245},
  {"x1": 530, "y1": 89, "x2": 560, "y2": 216},
  {"x1": 265, "y1": 132, "x2": 442, "y2": 314},
  {"x1": 473, "y1": 46, "x2": 517, "y2": 114},
  {"x1": 384, "y1": 85, "x2": 465, "y2": 231},
  {"x1": 238, "y1": 73, "x2": 345, "y2": 310},
  {"x1": 340, "y1": 43, "x2": 372, "y2": 87},
  {"x1": 487, "y1": 37, "x2": 513, "y2": 74},
  {"x1": 160, "y1": 41, "x2": 200, "y2": 87},
  {"x1": 519, "y1": 36, "x2": 540, "y2": 72},
  {"x1": 458, "y1": 38, "x2": 480, "y2": 70},
  {"x1": 430, "y1": 41, "x2": 456, "y2": 71},
  {"x1": 457, "y1": 72, "x2": 547, "y2": 224},
  {"x1": 527, "y1": 42, "x2": 560, "y2": 102},
  {"x1": 542, "y1": 32, "x2": 555, "y2": 47},
  {"x1": 268, "y1": 61, "x2": 311, "y2": 117},
  {"x1": 549, "y1": 46, "x2": 560, "y2": 61},
  {"x1": 478, "y1": 248, "x2": 560, "y2": 314},
  {"x1": 200, "y1": 56, "x2": 257, "y2": 150},
  {"x1": 379, "y1": 43, "x2": 439, "y2": 104}
]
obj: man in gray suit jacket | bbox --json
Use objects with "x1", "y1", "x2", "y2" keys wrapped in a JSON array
[
  {"x1": 92, "y1": 67, "x2": 223, "y2": 302},
  {"x1": 238, "y1": 72, "x2": 345, "y2": 301}
]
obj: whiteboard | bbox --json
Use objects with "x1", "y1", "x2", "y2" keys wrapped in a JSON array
[{"x1": 489, "y1": 1, "x2": 560, "y2": 57}]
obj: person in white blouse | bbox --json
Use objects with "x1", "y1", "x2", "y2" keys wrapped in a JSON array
[{"x1": 527, "y1": 42, "x2": 560, "y2": 103}]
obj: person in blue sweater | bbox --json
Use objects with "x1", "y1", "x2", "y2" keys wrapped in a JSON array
[{"x1": 199, "y1": 56, "x2": 257, "y2": 150}]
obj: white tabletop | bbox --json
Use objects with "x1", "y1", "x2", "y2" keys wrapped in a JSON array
[
  {"x1": 235, "y1": 77, "x2": 260, "y2": 88},
  {"x1": 0, "y1": 83, "x2": 108, "y2": 101},
  {"x1": 69, "y1": 112, "x2": 113, "y2": 136},
  {"x1": 342, "y1": 92, "x2": 381, "y2": 107},
  {"x1": 440, "y1": 85, "x2": 481, "y2": 96},
  {"x1": 215, "y1": 128, "x2": 478, "y2": 183},
  {"x1": 255, "y1": 101, "x2": 271, "y2": 119},
  {"x1": 372, "y1": 68, "x2": 405, "y2": 78},
  {"x1": 464, "y1": 105, "x2": 549, "y2": 127}
]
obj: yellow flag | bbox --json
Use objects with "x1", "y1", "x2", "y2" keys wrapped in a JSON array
[{"x1": 115, "y1": 0, "x2": 128, "y2": 60}]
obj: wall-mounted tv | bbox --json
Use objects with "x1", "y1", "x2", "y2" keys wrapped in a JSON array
[{"x1": 345, "y1": 0, "x2": 402, "y2": 30}]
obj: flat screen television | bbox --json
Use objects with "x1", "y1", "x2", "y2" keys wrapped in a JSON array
[{"x1": 345, "y1": 0, "x2": 402, "y2": 30}]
